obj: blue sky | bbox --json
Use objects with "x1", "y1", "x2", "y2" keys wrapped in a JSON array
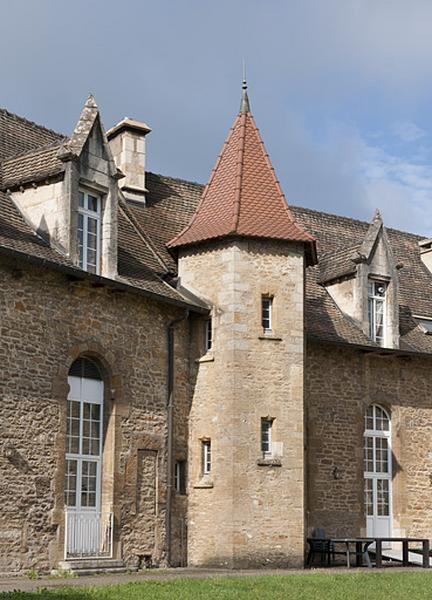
[{"x1": 2, "y1": 0, "x2": 432, "y2": 234}]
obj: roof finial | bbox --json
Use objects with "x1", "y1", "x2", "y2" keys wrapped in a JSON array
[{"x1": 240, "y1": 60, "x2": 250, "y2": 114}]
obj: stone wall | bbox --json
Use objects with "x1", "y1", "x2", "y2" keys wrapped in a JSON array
[
  {"x1": 0, "y1": 255, "x2": 190, "y2": 575},
  {"x1": 179, "y1": 238, "x2": 306, "y2": 568},
  {"x1": 306, "y1": 341, "x2": 432, "y2": 540}
]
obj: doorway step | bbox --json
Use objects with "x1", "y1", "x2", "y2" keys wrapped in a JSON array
[{"x1": 56, "y1": 558, "x2": 133, "y2": 576}]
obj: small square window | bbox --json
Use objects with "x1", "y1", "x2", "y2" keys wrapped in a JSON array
[
  {"x1": 202, "y1": 440, "x2": 211, "y2": 475},
  {"x1": 174, "y1": 460, "x2": 186, "y2": 495},
  {"x1": 261, "y1": 297, "x2": 273, "y2": 332}
]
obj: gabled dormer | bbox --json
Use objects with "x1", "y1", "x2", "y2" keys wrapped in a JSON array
[
  {"x1": 7, "y1": 95, "x2": 123, "y2": 279},
  {"x1": 320, "y1": 210, "x2": 400, "y2": 348}
]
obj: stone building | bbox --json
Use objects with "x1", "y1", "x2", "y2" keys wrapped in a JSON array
[{"x1": 1, "y1": 83, "x2": 432, "y2": 575}]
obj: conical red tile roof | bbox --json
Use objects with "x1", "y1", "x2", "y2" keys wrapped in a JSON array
[{"x1": 168, "y1": 91, "x2": 316, "y2": 264}]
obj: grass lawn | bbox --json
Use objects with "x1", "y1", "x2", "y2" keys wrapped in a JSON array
[{"x1": 3, "y1": 571, "x2": 432, "y2": 600}]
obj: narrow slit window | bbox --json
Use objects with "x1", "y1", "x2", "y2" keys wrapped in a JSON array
[
  {"x1": 202, "y1": 440, "x2": 211, "y2": 475},
  {"x1": 174, "y1": 460, "x2": 186, "y2": 495},
  {"x1": 262, "y1": 297, "x2": 273, "y2": 332},
  {"x1": 261, "y1": 418, "x2": 273, "y2": 457},
  {"x1": 205, "y1": 318, "x2": 212, "y2": 352},
  {"x1": 78, "y1": 190, "x2": 101, "y2": 275}
]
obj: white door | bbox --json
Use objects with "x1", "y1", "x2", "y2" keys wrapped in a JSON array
[
  {"x1": 65, "y1": 358, "x2": 104, "y2": 556},
  {"x1": 364, "y1": 405, "x2": 392, "y2": 540}
]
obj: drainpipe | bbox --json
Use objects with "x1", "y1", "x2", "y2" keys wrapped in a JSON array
[{"x1": 166, "y1": 310, "x2": 189, "y2": 566}]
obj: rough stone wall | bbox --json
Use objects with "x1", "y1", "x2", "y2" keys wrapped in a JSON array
[
  {"x1": 306, "y1": 341, "x2": 432, "y2": 540},
  {"x1": 0, "y1": 256, "x2": 190, "y2": 575},
  {"x1": 179, "y1": 238, "x2": 306, "y2": 568}
]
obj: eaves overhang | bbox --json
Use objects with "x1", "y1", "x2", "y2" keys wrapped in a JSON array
[
  {"x1": 306, "y1": 333, "x2": 432, "y2": 359},
  {"x1": 0, "y1": 244, "x2": 208, "y2": 315}
]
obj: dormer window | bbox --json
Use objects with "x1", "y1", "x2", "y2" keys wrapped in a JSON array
[
  {"x1": 368, "y1": 280, "x2": 387, "y2": 346},
  {"x1": 78, "y1": 190, "x2": 101, "y2": 275}
]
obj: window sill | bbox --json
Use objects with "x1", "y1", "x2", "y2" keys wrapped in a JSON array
[
  {"x1": 193, "y1": 475, "x2": 214, "y2": 489},
  {"x1": 256, "y1": 457, "x2": 282, "y2": 467},
  {"x1": 258, "y1": 333, "x2": 282, "y2": 341},
  {"x1": 196, "y1": 353, "x2": 215, "y2": 364}
]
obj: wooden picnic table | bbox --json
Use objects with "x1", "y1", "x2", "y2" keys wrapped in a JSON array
[
  {"x1": 373, "y1": 537, "x2": 430, "y2": 569},
  {"x1": 306, "y1": 537, "x2": 430, "y2": 569}
]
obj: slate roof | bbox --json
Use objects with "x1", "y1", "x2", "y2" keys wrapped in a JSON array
[
  {"x1": 0, "y1": 108, "x2": 65, "y2": 160},
  {"x1": 129, "y1": 172, "x2": 204, "y2": 272},
  {"x1": 291, "y1": 205, "x2": 432, "y2": 353},
  {"x1": 0, "y1": 107, "x2": 201, "y2": 310},
  {"x1": 2, "y1": 104, "x2": 432, "y2": 352},
  {"x1": 1, "y1": 143, "x2": 64, "y2": 188},
  {"x1": 318, "y1": 244, "x2": 360, "y2": 284},
  {"x1": 168, "y1": 97, "x2": 316, "y2": 264}
]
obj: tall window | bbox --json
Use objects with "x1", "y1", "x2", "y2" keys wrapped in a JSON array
[
  {"x1": 364, "y1": 405, "x2": 392, "y2": 537},
  {"x1": 261, "y1": 418, "x2": 273, "y2": 457},
  {"x1": 78, "y1": 190, "x2": 101, "y2": 275},
  {"x1": 368, "y1": 280, "x2": 387, "y2": 346},
  {"x1": 65, "y1": 357, "x2": 103, "y2": 509},
  {"x1": 262, "y1": 296, "x2": 273, "y2": 332},
  {"x1": 174, "y1": 460, "x2": 186, "y2": 495},
  {"x1": 202, "y1": 440, "x2": 211, "y2": 475}
]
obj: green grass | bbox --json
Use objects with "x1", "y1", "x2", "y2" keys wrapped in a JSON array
[{"x1": 3, "y1": 571, "x2": 432, "y2": 600}]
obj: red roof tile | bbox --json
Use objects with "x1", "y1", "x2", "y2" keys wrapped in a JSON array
[{"x1": 167, "y1": 103, "x2": 316, "y2": 262}]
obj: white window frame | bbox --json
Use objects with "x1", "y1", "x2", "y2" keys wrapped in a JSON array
[
  {"x1": 364, "y1": 404, "x2": 392, "y2": 537},
  {"x1": 261, "y1": 418, "x2": 273, "y2": 457},
  {"x1": 202, "y1": 440, "x2": 211, "y2": 475},
  {"x1": 368, "y1": 280, "x2": 387, "y2": 346},
  {"x1": 78, "y1": 189, "x2": 102, "y2": 275},
  {"x1": 65, "y1": 374, "x2": 104, "y2": 512},
  {"x1": 262, "y1": 296, "x2": 273, "y2": 332}
]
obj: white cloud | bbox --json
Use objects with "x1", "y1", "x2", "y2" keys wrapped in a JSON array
[
  {"x1": 275, "y1": 113, "x2": 432, "y2": 236},
  {"x1": 390, "y1": 121, "x2": 427, "y2": 143}
]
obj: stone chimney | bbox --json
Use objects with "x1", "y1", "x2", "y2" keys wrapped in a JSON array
[{"x1": 107, "y1": 118, "x2": 151, "y2": 203}]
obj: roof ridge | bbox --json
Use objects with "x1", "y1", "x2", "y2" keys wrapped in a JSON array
[
  {"x1": 231, "y1": 112, "x2": 247, "y2": 231},
  {"x1": 119, "y1": 199, "x2": 172, "y2": 274},
  {"x1": 0, "y1": 107, "x2": 66, "y2": 140},
  {"x1": 146, "y1": 171, "x2": 205, "y2": 189},
  {"x1": 291, "y1": 204, "x2": 425, "y2": 241}
]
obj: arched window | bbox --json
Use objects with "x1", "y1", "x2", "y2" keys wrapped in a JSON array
[
  {"x1": 65, "y1": 357, "x2": 104, "y2": 510},
  {"x1": 364, "y1": 404, "x2": 392, "y2": 538}
]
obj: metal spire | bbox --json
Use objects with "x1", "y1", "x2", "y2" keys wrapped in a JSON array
[{"x1": 240, "y1": 61, "x2": 250, "y2": 114}]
